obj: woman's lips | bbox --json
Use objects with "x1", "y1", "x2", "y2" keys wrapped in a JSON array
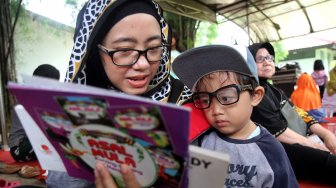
[{"x1": 127, "y1": 75, "x2": 149, "y2": 88}]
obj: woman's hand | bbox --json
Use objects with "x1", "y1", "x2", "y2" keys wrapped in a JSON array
[
  {"x1": 322, "y1": 132, "x2": 336, "y2": 154},
  {"x1": 277, "y1": 127, "x2": 329, "y2": 152},
  {"x1": 303, "y1": 138, "x2": 329, "y2": 152},
  {"x1": 95, "y1": 162, "x2": 140, "y2": 188},
  {"x1": 309, "y1": 123, "x2": 336, "y2": 154}
]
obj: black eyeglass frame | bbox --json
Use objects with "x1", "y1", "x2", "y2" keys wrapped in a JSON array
[
  {"x1": 255, "y1": 55, "x2": 274, "y2": 63},
  {"x1": 192, "y1": 84, "x2": 253, "y2": 109},
  {"x1": 97, "y1": 44, "x2": 169, "y2": 66}
]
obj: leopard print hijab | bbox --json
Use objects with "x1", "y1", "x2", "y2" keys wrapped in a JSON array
[{"x1": 64, "y1": 0, "x2": 191, "y2": 105}]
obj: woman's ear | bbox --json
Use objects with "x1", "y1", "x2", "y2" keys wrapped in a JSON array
[{"x1": 251, "y1": 86, "x2": 265, "y2": 106}]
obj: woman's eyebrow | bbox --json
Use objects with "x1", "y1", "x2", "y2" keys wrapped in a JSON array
[
  {"x1": 110, "y1": 37, "x2": 137, "y2": 44},
  {"x1": 145, "y1": 35, "x2": 162, "y2": 43},
  {"x1": 108, "y1": 35, "x2": 161, "y2": 45}
]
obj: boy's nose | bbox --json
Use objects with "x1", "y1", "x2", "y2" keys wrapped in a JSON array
[{"x1": 210, "y1": 98, "x2": 224, "y2": 114}]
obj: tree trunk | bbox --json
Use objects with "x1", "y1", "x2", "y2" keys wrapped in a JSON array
[
  {"x1": 165, "y1": 12, "x2": 200, "y2": 50},
  {"x1": 0, "y1": 0, "x2": 20, "y2": 147}
]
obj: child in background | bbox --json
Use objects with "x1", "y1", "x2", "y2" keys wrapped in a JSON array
[
  {"x1": 311, "y1": 59, "x2": 327, "y2": 99},
  {"x1": 9, "y1": 64, "x2": 60, "y2": 162},
  {"x1": 173, "y1": 45, "x2": 298, "y2": 188}
]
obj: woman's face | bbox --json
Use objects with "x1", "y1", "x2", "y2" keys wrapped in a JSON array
[
  {"x1": 255, "y1": 48, "x2": 275, "y2": 79},
  {"x1": 99, "y1": 13, "x2": 162, "y2": 95}
]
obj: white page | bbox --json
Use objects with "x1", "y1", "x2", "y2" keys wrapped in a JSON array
[
  {"x1": 188, "y1": 145, "x2": 229, "y2": 188},
  {"x1": 15, "y1": 105, "x2": 66, "y2": 172}
]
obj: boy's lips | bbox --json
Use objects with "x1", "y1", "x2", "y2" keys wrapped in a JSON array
[{"x1": 215, "y1": 120, "x2": 230, "y2": 127}]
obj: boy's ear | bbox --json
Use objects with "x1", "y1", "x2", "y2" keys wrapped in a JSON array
[{"x1": 251, "y1": 86, "x2": 265, "y2": 106}]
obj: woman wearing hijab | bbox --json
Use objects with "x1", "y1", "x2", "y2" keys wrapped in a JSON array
[
  {"x1": 47, "y1": 0, "x2": 192, "y2": 187},
  {"x1": 291, "y1": 73, "x2": 325, "y2": 121},
  {"x1": 248, "y1": 42, "x2": 336, "y2": 185}
]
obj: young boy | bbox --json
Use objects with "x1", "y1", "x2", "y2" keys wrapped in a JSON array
[{"x1": 173, "y1": 45, "x2": 298, "y2": 188}]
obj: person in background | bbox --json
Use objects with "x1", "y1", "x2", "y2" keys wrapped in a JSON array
[
  {"x1": 322, "y1": 64, "x2": 336, "y2": 117},
  {"x1": 47, "y1": 0, "x2": 192, "y2": 187},
  {"x1": 9, "y1": 64, "x2": 60, "y2": 162},
  {"x1": 249, "y1": 42, "x2": 336, "y2": 185},
  {"x1": 173, "y1": 45, "x2": 298, "y2": 188},
  {"x1": 311, "y1": 59, "x2": 327, "y2": 99},
  {"x1": 291, "y1": 73, "x2": 325, "y2": 122},
  {"x1": 170, "y1": 28, "x2": 185, "y2": 79}
]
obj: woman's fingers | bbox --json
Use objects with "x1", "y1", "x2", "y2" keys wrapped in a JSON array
[
  {"x1": 120, "y1": 164, "x2": 141, "y2": 188},
  {"x1": 95, "y1": 161, "x2": 118, "y2": 188},
  {"x1": 95, "y1": 162, "x2": 140, "y2": 188}
]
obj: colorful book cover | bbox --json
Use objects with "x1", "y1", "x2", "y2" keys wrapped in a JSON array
[{"x1": 8, "y1": 77, "x2": 190, "y2": 188}]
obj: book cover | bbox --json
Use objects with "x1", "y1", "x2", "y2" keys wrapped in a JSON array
[{"x1": 8, "y1": 76, "x2": 190, "y2": 188}]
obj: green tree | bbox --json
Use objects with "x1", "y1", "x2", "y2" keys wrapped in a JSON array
[
  {"x1": 195, "y1": 21, "x2": 218, "y2": 46},
  {"x1": 272, "y1": 41, "x2": 288, "y2": 65},
  {"x1": 164, "y1": 12, "x2": 200, "y2": 50}
]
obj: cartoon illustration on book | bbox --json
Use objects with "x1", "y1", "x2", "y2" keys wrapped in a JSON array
[
  {"x1": 8, "y1": 80, "x2": 190, "y2": 187},
  {"x1": 39, "y1": 110, "x2": 74, "y2": 137},
  {"x1": 56, "y1": 96, "x2": 112, "y2": 126},
  {"x1": 32, "y1": 96, "x2": 184, "y2": 187}
]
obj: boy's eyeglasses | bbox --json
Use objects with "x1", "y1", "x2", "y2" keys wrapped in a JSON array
[
  {"x1": 97, "y1": 44, "x2": 168, "y2": 66},
  {"x1": 256, "y1": 55, "x2": 274, "y2": 63},
  {"x1": 192, "y1": 84, "x2": 253, "y2": 109}
]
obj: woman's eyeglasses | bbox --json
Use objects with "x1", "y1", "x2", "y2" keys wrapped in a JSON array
[
  {"x1": 98, "y1": 44, "x2": 168, "y2": 66},
  {"x1": 256, "y1": 55, "x2": 274, "y2": 63}
]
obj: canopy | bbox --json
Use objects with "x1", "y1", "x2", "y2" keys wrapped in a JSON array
[{"x1": 157, "y1": 0, "x2": 336, "y2": 43}]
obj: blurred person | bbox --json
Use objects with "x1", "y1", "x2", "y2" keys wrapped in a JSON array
[
  {"x1": 291, "y1": 73, "x2": 325, "y2": 122},
  {"x1": 170, "y1": 28, "x2": 185, "y2": 79},
  {"x1": 9, "y1": 64, "x2": 60, "y2": 162},
  {"x1": 322, "y1": 64, "x2": 336, "y2": 117},
  {"x1": 311, "y1": 59, "x2": 327, "y2": 99}
]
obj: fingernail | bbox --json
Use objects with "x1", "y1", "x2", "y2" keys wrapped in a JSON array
[
  {"x1": 120, "y1": 164, "x2": 129, "y2": 174},
  {"x1": 94, "y1": 169, "x2": 99, "y2": 177}
]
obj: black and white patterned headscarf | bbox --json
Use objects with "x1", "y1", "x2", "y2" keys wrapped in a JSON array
[{"x1": 65, "y1": 0, "x2": 191, "y2": 104}]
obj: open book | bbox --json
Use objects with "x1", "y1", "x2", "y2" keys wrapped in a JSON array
[{"x1": 8, "y1": 76, "x2": 229, "y2": 188}]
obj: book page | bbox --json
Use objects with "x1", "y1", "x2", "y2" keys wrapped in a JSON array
[
  {"x1": 188, "y1": 145, "x2": 229, "y2": 188},
  {"x1": 15, "y1": 105, "x2": 66, "y2": 172}
]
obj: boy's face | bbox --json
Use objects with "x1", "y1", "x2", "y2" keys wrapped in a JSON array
[{"x1": 195, "y1": 72, "x2": 263, "y2": 139}]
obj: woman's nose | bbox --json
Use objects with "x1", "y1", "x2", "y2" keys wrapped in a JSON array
[{"x1": 133, "y1": 54, "x2": 150, "y2": 69}]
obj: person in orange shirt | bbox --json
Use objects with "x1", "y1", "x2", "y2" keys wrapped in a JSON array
[{"x1": 291, "y1": 73, "x2": 325, "y2": 122}]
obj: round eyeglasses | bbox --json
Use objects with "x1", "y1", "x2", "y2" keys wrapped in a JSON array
[
  {"x1": 256, "y1": 55, "x2": 274, "y2": 63},
  {"x1": 97, "y1": 44, "x2": 168, "y2": 66},
  {"x1": 192, "y1": 84, "x2": 253, "y2": 109}
]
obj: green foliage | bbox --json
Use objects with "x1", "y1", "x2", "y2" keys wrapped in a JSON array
[
  {"x1": 272, "y1": 41, "x2": 288, "y2": 65},
  {"x1": 195, "y1": 21, "x2": 218, "y2": 46},
  {"x1": 164, "y1": 12, "x2": 200, "y2": 50}
]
